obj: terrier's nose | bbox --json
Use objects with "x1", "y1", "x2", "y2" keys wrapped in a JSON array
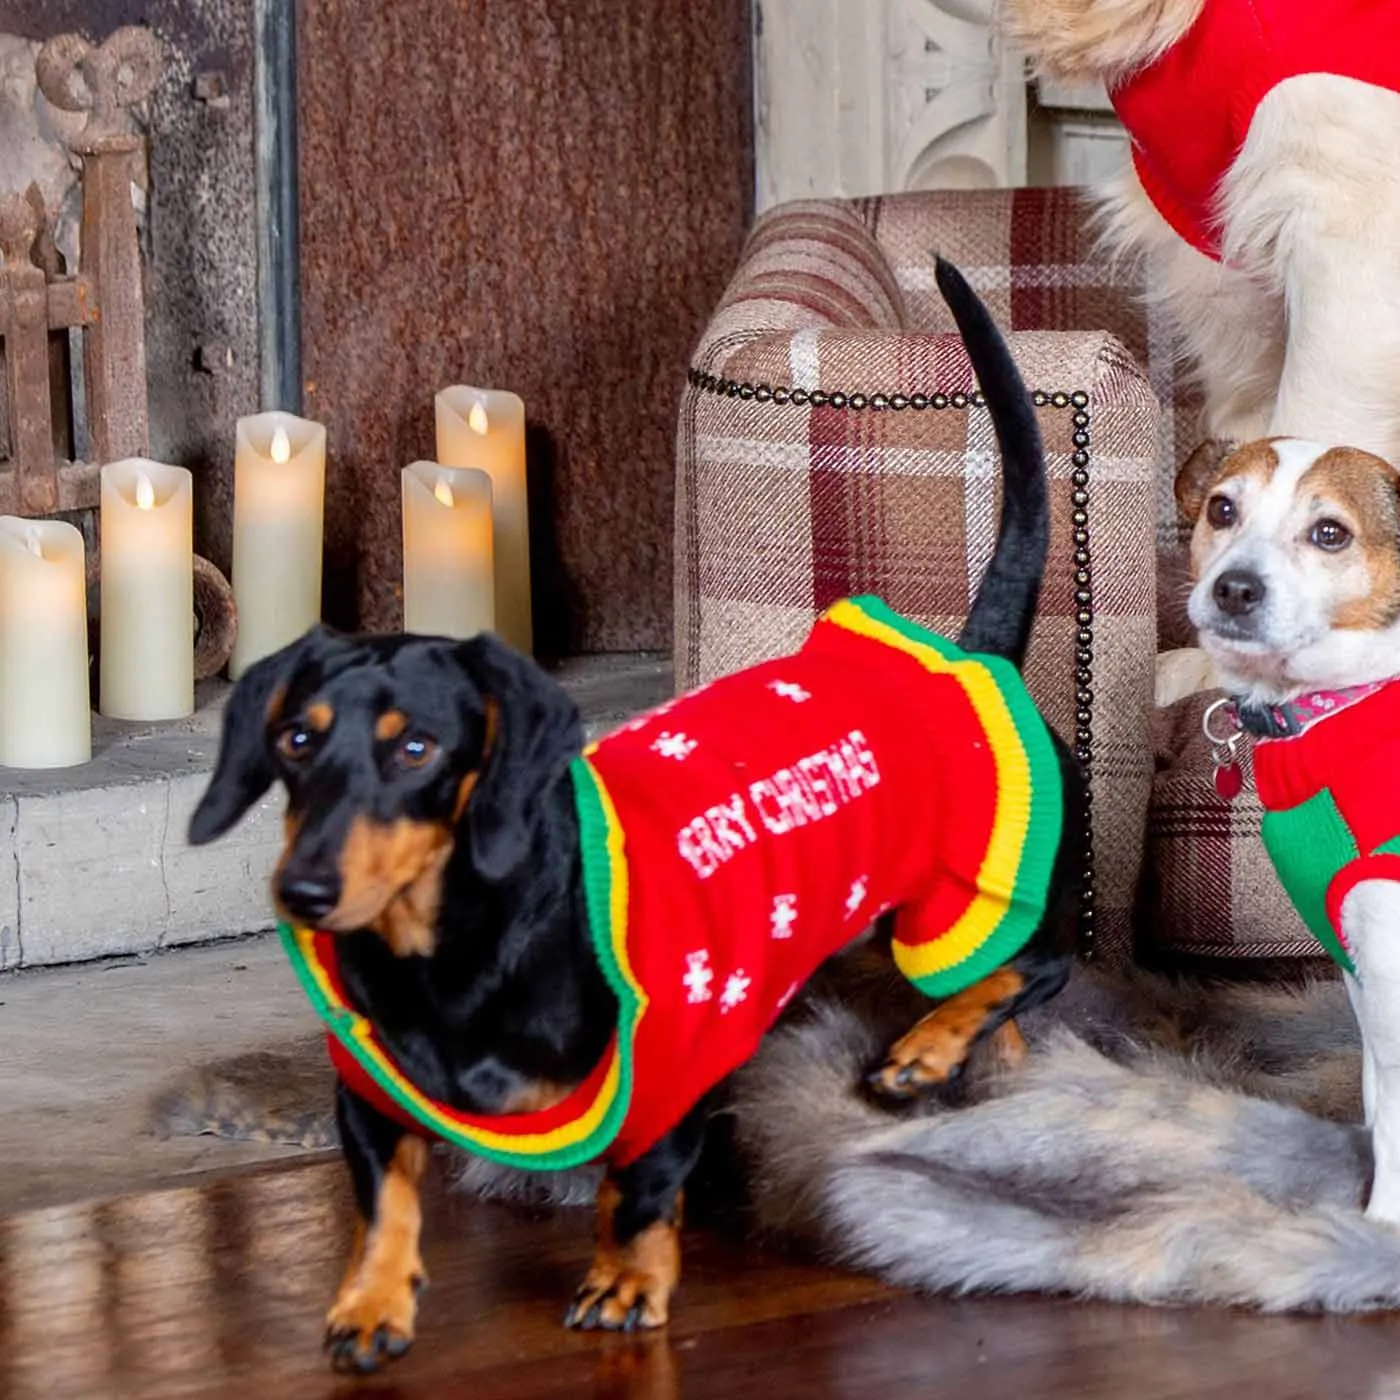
[{"x1": 1212, "y1": 568, "x2": 1266, "y2": 618}]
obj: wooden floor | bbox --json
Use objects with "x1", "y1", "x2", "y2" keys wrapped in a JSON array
[{"x1": 5, "y1": 1157, "x2": 1400, "y2": 1400}]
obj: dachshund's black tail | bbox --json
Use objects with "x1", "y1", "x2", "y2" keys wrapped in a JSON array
[{"x1": 936, "y1": 257, "x2": 1048, "y2": 667}]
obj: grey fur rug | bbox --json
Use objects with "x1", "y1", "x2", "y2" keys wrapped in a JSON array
[{"x1": 153, "y1": 952, "x2": 1400, "y2": 1311}]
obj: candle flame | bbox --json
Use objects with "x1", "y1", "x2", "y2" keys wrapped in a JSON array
[
  {"x1": 434, "y1": 476, "x2": 455, "y2": 508},
  {"x1": 24, "y1": 524, "x2": 43, "y2": 560},
  {"x1": 270, "y1": 425, "x2": 293, "y2": 464},
  {"x1": 135, "y1": 471, "x2": 156, "y2": 510},
  {"x1": 467, "y1": 401, "x2": 489, "y2": 435}
]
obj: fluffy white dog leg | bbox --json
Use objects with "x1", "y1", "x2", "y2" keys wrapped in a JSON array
[
  {"x1": 1222, "y1": 76, "x2": 1400, "y2": 464},
  {"x1": 1154, "y1": 241, "x2": 1284, "y2": 445},
  {"x1": 1340, "y1": 880, "x2": 1400, "y2": 1223},
  {"x1": 1096, "y1": 169, "x2": 1284, "y2": 444}
]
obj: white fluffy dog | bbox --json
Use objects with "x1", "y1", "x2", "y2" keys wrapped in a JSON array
[{"x1": 1001, "y1": 0, "x2": 1400, "y2": 461}]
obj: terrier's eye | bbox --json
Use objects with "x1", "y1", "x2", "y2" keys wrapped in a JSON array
[
  {"x1": 395, "y1": 734, "x2": 439, "y2": 771},
  {"x1": 1205, "y1": 495, "x2": 1237, "y2": 529},
  {"x1": 276, "y1": 726, "x2": 314, "y2": 763},
  {"x1": 1310, "y1": 518, "x2": 1353, "y2": 552}
]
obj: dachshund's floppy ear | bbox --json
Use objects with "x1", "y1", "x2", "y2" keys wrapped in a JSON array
[
  {"x1": 187, "y1": 628, "x2": 326, "y2": 845},
  {"x1": 455, "y1": 633, "x2": 583, "y2": 883}
]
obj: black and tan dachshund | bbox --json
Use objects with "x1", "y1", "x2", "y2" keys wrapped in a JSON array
[{"x1": 188, "y1": 259, "x2": 1084, "y2": 1374}]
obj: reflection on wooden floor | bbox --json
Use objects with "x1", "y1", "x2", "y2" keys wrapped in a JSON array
[{"x1": 6, "y1": 1157, "x2": 1400, "y2": 1399}]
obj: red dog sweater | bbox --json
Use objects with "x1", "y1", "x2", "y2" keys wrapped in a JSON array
[
  {"x1": 1247, "y1": 679, "x2": 1400, "y2": 975},
  {"x1": 282, "y1": 596, "x2": 1065, "y2": 1170},
  {"x1": 1110, "y1": 0, "x2": 1400, "y2": 260}
]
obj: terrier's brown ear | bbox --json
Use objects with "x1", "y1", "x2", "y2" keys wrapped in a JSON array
[{"x1": 1175, "y1": 439, "x2": 1234, "y2": 524}]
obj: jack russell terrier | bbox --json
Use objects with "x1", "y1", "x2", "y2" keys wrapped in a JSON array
[{"x1": 1178, "y1": 435, "x2": 1400, "y2": 1223}]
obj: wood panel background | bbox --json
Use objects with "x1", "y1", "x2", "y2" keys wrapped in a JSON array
[{"x1": 297, "y1": 0, "x2": 754, "y2": 653}]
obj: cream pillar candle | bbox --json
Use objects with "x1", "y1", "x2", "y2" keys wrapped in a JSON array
[
  {"x1": 435, "y1": 386, "x2": 531, "y2": 652},
  {"x1": 402, "y1": 462, "x2": 495, "y2": 638},
  {"x1": 100, "y1": 459, "x2": 194, "y2": 720},
  {"x1": 0, "y1": 518, "x2": 90, "y2": 767},
  {"x1": 230, "y1": 412, "x2": 327, "y2": 679}
]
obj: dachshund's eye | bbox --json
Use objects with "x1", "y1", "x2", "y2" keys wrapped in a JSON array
[
  {"x1": 395, "y1": 734, "x2": 439, "y2": 771},
  {"x1": 1205, "y1": 494, "x2": 1237, "y2": 529},
  {"x1": 1310, "y1": 518, "x2": 1353, "y2": 552},
  {"x1": 276, "y1": 726, "x2": 315, "y2": 763}
]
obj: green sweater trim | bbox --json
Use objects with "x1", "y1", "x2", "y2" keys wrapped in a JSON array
[{"x1": 845, "y1": 595, "x2": 1066, "y2": 998}]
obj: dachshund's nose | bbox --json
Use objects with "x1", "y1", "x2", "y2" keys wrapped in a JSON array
[
  {"x1": 1212, "y1": 568, "x2": 1266, "y2": 618},
  {"x1": 278, "y1": 872, "x2": 341, "y2": 924}
]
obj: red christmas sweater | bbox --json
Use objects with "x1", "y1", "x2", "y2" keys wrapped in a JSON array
[
  {"x1": 1110, "y1": 0, "x2": 1400, "y2": 260},
  {"x1": 281, "y1": 596, "x2": 1064, "y2": 1170},
  {"x1": 1249, "y1": 679, "x2": 1400, "y2": 976}
]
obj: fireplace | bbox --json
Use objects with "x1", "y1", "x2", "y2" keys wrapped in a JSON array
[{"x1": 0, "y1": 0, "x2": 752, "y2": 967}]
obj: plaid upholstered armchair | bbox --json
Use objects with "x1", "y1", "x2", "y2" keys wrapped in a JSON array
[{"x1": 674, "y1": 186, "x2": 1312, "y2": 969}]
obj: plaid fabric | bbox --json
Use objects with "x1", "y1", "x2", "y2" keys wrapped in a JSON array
[
  {"x1": 675, "y1": 189, "x2": 1161, "y2": 967},
  {"x1": 856, "y1": 188, "x2": 1204, "y2": 647},
  {"x1": 1145, "y1": 692, "x2": 1314, "y2": 958}
]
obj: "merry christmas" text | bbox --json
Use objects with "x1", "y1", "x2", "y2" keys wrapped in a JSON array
[{"x1": 676, "y1": 729, "x2": 881, "y2": 879}]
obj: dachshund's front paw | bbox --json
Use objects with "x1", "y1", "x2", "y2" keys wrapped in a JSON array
[
  {"x1": 565, "y1": 1261, "x2": 672, "y2": 1332},
  {"x1": 564, "y1": 1211, "x2": 679, "y2": 1333},
  {"x1": 324, "y1": 1269, "x2": 425, "y2": 1373}
]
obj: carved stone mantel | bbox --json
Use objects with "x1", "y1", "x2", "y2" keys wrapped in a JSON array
[{"x1": 753, "y1": 0, "x2": 1027, "y2": 210}]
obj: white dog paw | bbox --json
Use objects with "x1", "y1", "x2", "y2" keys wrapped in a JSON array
[{"x1": 1364, "y1": 1189, "x2": 1400, "y2": 1228}]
